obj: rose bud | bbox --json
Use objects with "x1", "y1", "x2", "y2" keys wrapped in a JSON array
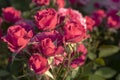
[{"x1": 2, "y1": 7, "x2": 21, "y2": 23}]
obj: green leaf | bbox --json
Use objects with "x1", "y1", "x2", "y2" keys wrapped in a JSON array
[
  {"x1": 99, "y1": 45, "x2": 119, "y2": 57},
  {"x1": 95, "y1": 58, "x2": 105, "y2": 66},
  {"x1": 95, "y1": 67, "x2": 116, "y2": 79},
  {"x1": 88, "y1": 52, "x2": 97, "y2": 60},
  {"x1": 81, "y1": 62, "x2": 93, "y2": 76},
  {"x1": 10, "y1": 0, "x2": 31, "y2": 11},
  {"x1": 66, "y1": 76, "x2": 71, "y2": 80},
  {"x1": 0, "y1": 70, "x2": 9, "y2": 77},
  {"x1": 89, "y1": 74, "x2": 106, "y2": 80}
]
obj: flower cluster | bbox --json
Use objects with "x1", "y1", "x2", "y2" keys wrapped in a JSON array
[{"x1": 0, "y1": 0, "x2": 95, "y2": 79}]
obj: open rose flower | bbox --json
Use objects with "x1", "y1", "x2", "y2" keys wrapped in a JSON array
[
  {"x1": 107, "y1": 10, "x2": 120, "y2": 29},
  {"x1": 85, "y1": 16, "x2": 95, "y2": 31},
  {"x1": 56, "y1": 0, "x2": 65, "y2": 8},
  {"x1": 2, "y1": 25, "x2": 33, "y2": 53},
  {"x1": 58, "y1": 8, "x2": 86, "y2": 29},
  {"x1": 29, "y1": 30, "x2": 63, "y2": 54},
  {"x1": 54, "y1": 52, "x2": 67, "y2": 65},
  {"x1": 40, "y1": 38, "x2": 64, "y2": 57},
  {"x1": 29, "y1": 53, "x2": 49, "y2": 74},
  {"x1": 63, "y1": 20, "x2": 87, "y2": 43},
  {"x1": 34, "y1": 8, "x2": 57, "y2": 31},
  {"x1": 71, "y1": 44, "x2": 87, "y2": 68},
  {"x1": 32, "y1": 0, "x2": 50, "y2": 6},
  {"x1": 91, "y1": 9, "x2": 106, "y2": 26},
  {"x1": 2, "y1": 7, "x2": 21, "y2": 23}
]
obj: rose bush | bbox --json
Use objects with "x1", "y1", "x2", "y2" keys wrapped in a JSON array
[{"x1": 0, "y1": 0, "x2": 120, "y2": 80}]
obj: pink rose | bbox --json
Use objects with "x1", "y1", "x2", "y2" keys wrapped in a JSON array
[
  {"x1": 107, "y1": 10, "x2": 120, "y2": 29},
  {"x1": 40, "y1": 38, "x2": 64, "y2": 57},
  {"x1": 71, "y1": 44, "x2": 87, "y2": 68},
  {"x1": 56, "y1": 0, "x2": 65, "y2": 8},
  {"x1": 2, "y1": 7, "x2": 21, "y2": 23},
  {"x1": 85, "y1": 16, "x2": 95, "y2": 31},
  {"x1": 31, "y1": 30, "x2": 62, "y2": 45},
  {"x1": 54, "y1": 52, "x2": 67, "y2": 65},
  {"x1": 34, "y1": 8, "x2": 57, "y2": 30},
  {"x1": 2, "y1": 25, "x2": 33, "y2": 53},
  {"x1": 58, "y1": 8, "x2": 86, "y2": 28},
  {"x1": 91, "y1": 9, "x2": 106, "y2": 26},
  {"x1": 29, "y1": 53, "x2": 49, "y2": 74},
  {"x1": 63, "y1": 20, "x2": 87, "y2": 43},
  {"x1": 29, "y1": 30, "x2": 63, "y2": 54},
  {"x1": 32, "y1": 0, "x2": 50, "y2": 6}
]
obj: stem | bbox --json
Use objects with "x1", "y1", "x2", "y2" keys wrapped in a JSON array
[
  {"x1": 17, "y1": 73, "x2": 30, "y2": 79},
  {"x1": 62, "y1": 71, "x2": 68, "y2": 80}
]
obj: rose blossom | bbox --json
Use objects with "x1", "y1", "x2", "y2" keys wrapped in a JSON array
[
  {"x1": 2, "y1": 7, "x2": 21, "y2": 23},
  {"x1": 56, "y1": 0, "x2": 65, "y2": 8},
  {"x1": 29, "y1": 30, "x2": 64, "y2": 57},
  {"x1": 107, "y1": 10, "x2": 120, "y2": 29},
  {"x1": 91, "y1": 9, "x2": 106, "y2": 26},
  {"x1": 63, "y1": 20, "x2": 87, "y2": 43},
  {"x1": 31, "y1": 30, "x2": 62, "y2": 44},
  {"x1": 54, "y1": 52, "x2": 67, "y2": 65},
  {"x1": 58, "y1": 8, "x2": 86, "y2": 28},
  {"x1": 40, "y1": 38, "x2": 64, "y2": 57},
  {"x1": 85, "y1": 16, "x2": 95, "y2": 31},
  {"x1": 71, "y1": 44, "x2": 87, "y2": 68},
  {"x1": 29, "y1": 53, "x2": 49, "y2": 74},
  {"x1": 2, "y1": 25, "x2": 33, "y2": 53},
  {"x1": 34, "y1": 8, "x2": 58, "y2": 30},
  {"x1": 32, "y1": 0, "x2": 50, "y2": 6}
]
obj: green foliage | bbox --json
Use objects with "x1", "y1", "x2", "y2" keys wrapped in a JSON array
[
  {"x1": 99, "y1": 45, "x2": 119, "y2": 57},
  {"x1": 89, "y1": 74, "x2": 106, "y2": 80},
  {"x1": 95, "y1": 67, "x2": 116, "y2": 79},
  {"x1": 0, "y1": 70, "x2": 9, "y2": 77}
]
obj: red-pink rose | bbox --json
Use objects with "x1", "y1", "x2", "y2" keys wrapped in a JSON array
[
  {"x1": 107, "y1": 10, "x2": 120, "y2": 29},
  {"x1": 54, "y1": 52, "x2": 67, "y2": 65},
  {"x1": 71, "y1": 44, "x2": 87, "y2": 68},
  {"x1": 31, "y1": 30, "x2": 62, "y2": 45},
  {"x1": 2, "y1": 7, "x2": 21, "y2": 23},
  {"x1": 40, "y1": 38, "x2": 64, "y2": 57},
  {"x1": 56, "y1": 0, "x2": 65, "y2": 8},
  {"x1": 58, "y1": 8, "x2": 86, "y2": 28},
  {"x1": 29, "y1": 53, "x2": 49, "y2": 74},
  {"x1": 34, "y1": 8, "x2": 57, "y2": 30},
  {"x1": 85, "y1": 16, "x2": 95, "y2": 31},
  {"x1": 91, "y1": 9, "x2": 106, "y2": 26},
  {"x1": 32, "y1": 0, "x2": 50, "y2": 6},
  {"x1": 63, "y1": 20, "x2": 87, "y2": 43},
  {"x1": 2, "y1": 25, "x2": 33, "y2": 53}
]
